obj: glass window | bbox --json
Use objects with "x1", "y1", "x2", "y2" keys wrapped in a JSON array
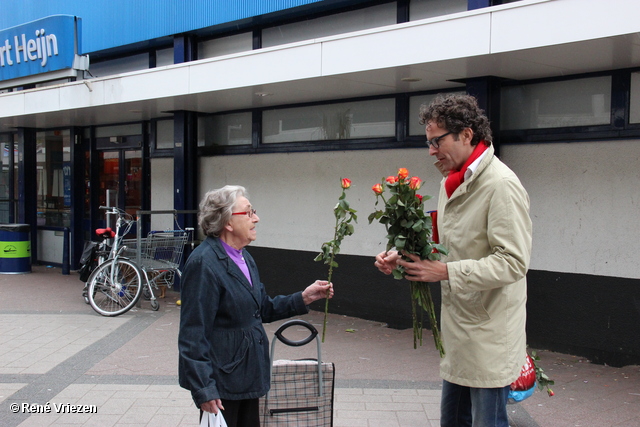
[
  {"x1": 155, "y1": 119, "x2": 174, "y2": 150},
  {"x1": 198, "y1": 33, "x2": 253, "y2": 59},
  {"x1": 156, "y1": 47, "x2": 174, "y2": 67},
  {"x1": 89, "y1": 53, "x2": 149, "y2": 78},
  {"x1": 409, "y1": 91, "x2": 466, "y2": 136},
  {"x1": 263, "y1": 99, "x2": 395, "y2": 143},
  {"x1": 500, "y1": 76, "x2": 612, "y2": 130},
  {"x1": 629, "y1": 71, "x2": 640, "y2": 124},
  {"x1": 262, "y1": 3, "x2": 397, "y2": 48},
  {"x1": 410, "y1": 0, "x2": 467, "y2": 21},
  {"x1": 199, "y1": 112, "x2": 252, "y2": 147},
  {"x1": 95, "y1": 124, "x2": 142, "y2": 138},
  {"x1": 36, "y1": 130, "x2": 71, "y2": 227}
]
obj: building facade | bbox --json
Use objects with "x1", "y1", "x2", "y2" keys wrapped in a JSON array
[{"x1": 1, "y1": 0, "x2": 639, "y2": 366}]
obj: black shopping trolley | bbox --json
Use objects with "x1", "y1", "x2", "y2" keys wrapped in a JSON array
[{"x1": 259, "y1": 319, "x2": 335, "y2": 426}]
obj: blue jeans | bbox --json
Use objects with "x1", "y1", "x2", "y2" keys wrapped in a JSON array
[{"x1": 440, "y1": 380, "x2": 510, "y2": 427}]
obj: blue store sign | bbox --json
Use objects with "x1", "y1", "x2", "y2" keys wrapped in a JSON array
[{"x1": 0, "y1": 15, "x2": 81, "y2": 81}]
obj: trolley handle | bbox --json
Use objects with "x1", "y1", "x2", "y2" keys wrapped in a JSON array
[
  {"x1": 269, "y1": 319, "x2": 324, "y2": 397},
  {"x1": 274, "y1": 319, "x2": 318, "y2": 347}
]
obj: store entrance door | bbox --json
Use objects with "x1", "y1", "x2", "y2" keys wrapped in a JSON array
[
  {"x1": 98, "y1": 149, "x2": 142, "y2": 217},
  {"x1": 0, "y1": 133, "x2": 17, "y2": 224}
]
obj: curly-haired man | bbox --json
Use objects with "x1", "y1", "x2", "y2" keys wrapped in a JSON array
[{"x1": 375, "y1": 94, "x2": 532, "y2": 427}]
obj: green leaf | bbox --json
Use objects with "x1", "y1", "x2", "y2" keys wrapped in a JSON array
[
  {"x1": 433, "y1": 244, "x2": 448, "y2": 255},
  {"x1": 330, "y1": 261, "x2": 339, "y2": 268},
  {"x1": 346, "y1": 224, "x2": 355, "y2": 235},
  {"x1": 400, "y1": 219, "x2": 414, "y2": 228},
  {"x1": 314, "y1": 253, "x2": 323, "y2": 262}
]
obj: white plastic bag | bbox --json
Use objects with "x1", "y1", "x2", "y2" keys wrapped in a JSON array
[{"x1": 200, "y1": 411, "x2": 228, "y2": 427}]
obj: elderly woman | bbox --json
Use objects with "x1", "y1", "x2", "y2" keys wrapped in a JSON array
[{"x1": 178, "y1": 185, "x2": 333, "y2": 427}]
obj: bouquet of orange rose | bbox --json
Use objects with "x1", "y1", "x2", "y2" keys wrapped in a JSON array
[{"x1": 369, "y1": 168, "x2": 448, "y2": 356}]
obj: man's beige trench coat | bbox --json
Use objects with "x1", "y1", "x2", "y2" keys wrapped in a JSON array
[{"x1": 436, "y1": 144, "x2": 533, "y2": 388}]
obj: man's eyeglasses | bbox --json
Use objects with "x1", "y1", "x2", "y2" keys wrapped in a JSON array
[
  {"x1": 426, "y1": 131, "x2": 452, "y2": 149},
  {"x1": 231, "y1": 209, "x2": 257, "y2": 218}
]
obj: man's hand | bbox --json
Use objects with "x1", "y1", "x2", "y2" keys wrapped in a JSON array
[
  {"x1": 398, "y1": 252, "x2": 448, "y2": 282},
  {"x1": 374, "y1": 250, "x2": 400, "y2": 275}
]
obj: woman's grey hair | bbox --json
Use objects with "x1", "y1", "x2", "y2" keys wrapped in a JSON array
[{"x1": 198, "y1": 185, "x2": 247, "y2": 237}]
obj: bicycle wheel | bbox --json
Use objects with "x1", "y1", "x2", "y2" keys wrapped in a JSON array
[{"x1": 87, "y1": 258, "x2": 143, "y2": 317}]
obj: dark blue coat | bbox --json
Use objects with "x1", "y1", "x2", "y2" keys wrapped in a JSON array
[{"x1": 178, "y1": 237, "x2": 308, "y2": 405}]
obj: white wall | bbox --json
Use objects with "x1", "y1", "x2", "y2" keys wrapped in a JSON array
[
  {"x1": 195, "y1": 140, "x2": 640, "y2": 280},
  {"x1": 502, "y1": 140, "x2": 640, "y2": 280},
  {"x1": 199, "y1": 148, "x2": 446, "y2": 257}
]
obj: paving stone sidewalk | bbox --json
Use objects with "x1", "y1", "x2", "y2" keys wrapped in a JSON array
[{"x1": 1, "y1": 265, "x2": 639, "y2": 426}]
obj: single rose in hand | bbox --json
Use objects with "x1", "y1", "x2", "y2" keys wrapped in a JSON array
[{"x1": 315, "y1": 177, "x2": 357, "y2": 342}]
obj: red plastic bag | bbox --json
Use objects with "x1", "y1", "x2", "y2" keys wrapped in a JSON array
[{"x1": 510, "y1": 353, "x2": 536, "y2": 391}]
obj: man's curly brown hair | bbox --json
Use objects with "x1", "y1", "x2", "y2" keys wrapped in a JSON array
[{"x1": 419, "y1": 94, "x2": 492, "y2": 146}]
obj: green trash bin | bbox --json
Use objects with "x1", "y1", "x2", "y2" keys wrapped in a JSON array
[{"x1": 0, "y1": 224, "x2": 32, "y2": 274}]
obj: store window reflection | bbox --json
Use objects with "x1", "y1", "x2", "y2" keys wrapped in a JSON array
[
  {"x1": 36, "y1": 130, "x2": 71, "y2": 227},
  {"x1": 97, "y1": 150, "x2": 142, "y2": 217}
]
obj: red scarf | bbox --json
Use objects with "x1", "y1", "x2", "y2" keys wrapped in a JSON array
[{"x1": 445, "y1": 142, "x2": 488, "y2": 198}]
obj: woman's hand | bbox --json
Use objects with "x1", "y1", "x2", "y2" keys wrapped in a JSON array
[
  {"x1": 200, "y1": 399, "x2": 224, "y2": 414},
  {"x1": 374, "y1": 250, "x2": 400, "y2": 275},
  {"x1": 302, "y1": 281, "x2": 333, "y2": 305}
]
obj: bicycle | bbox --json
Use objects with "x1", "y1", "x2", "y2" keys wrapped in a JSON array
[
  {"x1": 83, "y1": 207, "x2": 192, "y2": 317},
  {"x1": 84, "y1": 207, "x2": 142, "y2": 316}
]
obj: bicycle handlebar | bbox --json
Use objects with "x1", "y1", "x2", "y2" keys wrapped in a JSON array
[{"x1": 98, "y1": 206, "x2": 132, "y2": 219}]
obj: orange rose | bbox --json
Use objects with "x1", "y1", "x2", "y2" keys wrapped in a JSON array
[
  {"x1": 397, "y1": 168, "x2": 409, "y2": 180},
  {"x1": 341, "y1": 178, "x2": 352, "y2": 189},
  {"x1": 372, "y1": 183, "x2": 383, "y2": 195},
  {"x1": 409, "y1": 176, "x2": 423, "y2": 190},
  {"x1": 385, "y1": 176, "x2": 398, "y2": 184}
]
